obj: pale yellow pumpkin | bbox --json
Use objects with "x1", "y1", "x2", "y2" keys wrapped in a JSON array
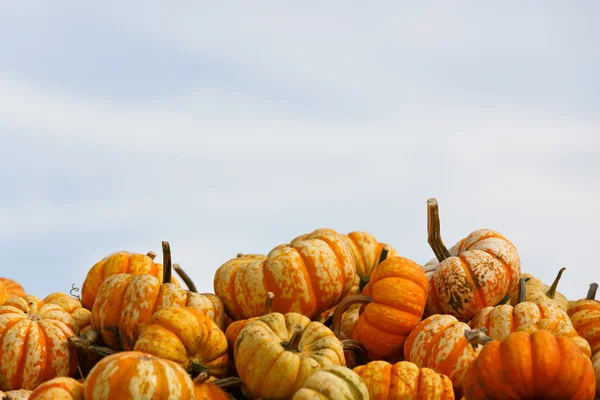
[{"x1": 292, "y1": 365, "x2": 369, "y2": 400}]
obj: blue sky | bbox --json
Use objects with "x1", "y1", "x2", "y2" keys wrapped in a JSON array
[{"x1": 1, "y1": 2, "x2": 599, "y2": 300}]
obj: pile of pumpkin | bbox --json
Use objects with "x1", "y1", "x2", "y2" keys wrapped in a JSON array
[{"x1": 0, "y1": 198, "x2": 598, "y2": 400}]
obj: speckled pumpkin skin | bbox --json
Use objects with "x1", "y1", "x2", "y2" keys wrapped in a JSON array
[
  {"x1": 507, "y1": 272, "x2": 569, "y2": 311},
  {"x1": 214, "y1": 228, "x2": 356, "y2": 321},
  {"x1": 0, "y1": 296, "x2": 79, "y2": 391},
  {"x1": 29, "y1": 377, "x2": 84, "y2": 400},
  {"x1": 424, "y1": 229, "x2": 521, "y2": 322},
  {"x1": 43, "y1": 292, "x2": 92, "y2": 335},
  {"x1": 293, "y1": 365, "x2": 369, "y2": 400},
  {"x1": 0, "y1": 389, "x2": 32, "y2": 399},
  {"x1": 568, "y1": 298, "x2": 600, "y2": 356},
  {"x1": 0, "y1": 278, "x2": 26, "y2": 298},
  {"x1": 353, "y1": 360, "x2": 454, "y2": 399}
]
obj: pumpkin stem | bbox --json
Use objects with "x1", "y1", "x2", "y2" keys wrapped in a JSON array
[
  {"x1": 68, "y1": 330, "x2": 116, "y2": 357},
  {"x1": 587, "y1": 283, "x2": 598, "y2": 300},
  {"x1": 146, "y1": 251, "x2": 156, "y2": 260},
  {"x1": 173, "y1": 263, "x2": 197, "y2": 292},
  {"x1": 427, "y1": 198, "x2": 452, "y2": 263},
  {"x1": 331, "y1": 295, "x2": 373, "y2": 339},
  {"x1": 517, "y1": 277, "x2": 527, "y2": 304},
  {"x1": 341, "y1": 339, "x2": 366, "y2": 366},
  {"x1": 192, "y1": 369, "x2": 211, "y2": 384},
  {"x1": 162, "y1": 241, "x2": 172, "y2": 284},
  {"x1": 213, "y1": 376, "x2": 243, "y2": 389},
  {"x1": 236, "y1": 253, "x2": 244, "y2": 257},
  {"x1": 359, "y1": 247, "x2": 390, "y2": 292},
  {"x1": 264, "y1": 291, "x2": 275, "y2": 315},
  {"x1": 188, "y1": 360, "x2": 210, "y2": 378},
  {"x1": 497, "y1": 294, "x2": 512, "y2": 305},
  {"x1": 464, "y1": 328, "x2": 493, "y2": 350},
  {"x1": 283, "y1": 325, "x2": 304, "y2": 352},
  {"x1": 545, "y1": 267, "x2": 566, "y2": 299}
]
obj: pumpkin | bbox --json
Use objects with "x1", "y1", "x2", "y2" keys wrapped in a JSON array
[
  {"x1": 0, "y1": 281, "x2": 7, "y2": 306},
  {"x1": 462, "y1": 330, "x2": 596, "y2": 399},
  {"x1": 292, "y1": 365, "x2": 369, "y2": 400},
  {"x1": 568, "y1": 283, "x2": 600, "y2": 356},
  {"x1": 593, "y1": 352, "x2": 600, "y2": 398},
  {"x1": 332, "y1": 256, "x2": 428, "y2": 360},
  {"x1": 192, "y1": 371, "x2": 232, "y2": 400},
  {"x1": 0, "y1": 389, "x2": 32, "y2": 399},
  {"x1": 29, "y1": 377, "x2": 84, "y2": 400},
  {"x1": 134, "y1": 306, "x2": 229, "y2": 378},
  {"x1": 234, "y1": 312, "x2": 346, "y2": 399},
  {"x1": 83, "y1": 351, "x2": 195, "y2": 399},
  {"x1": 403, "y1": 314, "x2": 487, "y2": 391},
  {"x1": 43, "y1": 293, "x2": 92, "y2": 335},
  {"x1": 507, "y1": 267, "x2": 569, "y2": 311},
  {"x1": 424, "y1": 198, "x2": 521, "y2": 322},
  {"x1": 186, "y1": 292, "x2": 226, "y2": 331},
  {"x1": 214, "y1": 228, "x2": 356, "y2": 321},
  {"x1": 469, "y1": 277, "x2": 591, "y2": 357},
  {"x1": 341, "y1": 231, "x2": 399, "y2": 294},
  {"x1": 353, "y1": 360, "x2": 454, "y2": 400},
  {"x1": 0, "y1": 278, "x2": 26, "y2": 298},
  {"x1": 0, "y1": 296, "x2": 79, "y2": 391},
  {"x1": 81, "y1": 249, "x2": 179, "y2": 310}
]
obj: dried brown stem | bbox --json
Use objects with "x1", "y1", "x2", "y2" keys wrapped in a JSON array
[
  {"x1": 283, "y1": 325, "x2": 303, "y2": 352},
  {"x1": 517, "y1": 277, "x2": 527, "y2": 304},
  {"x1": 146, "y1": 251, "x2": 157, "y2": 260},
  {"x1": 173, "y1": 263, "x2": 197, "y2": 292},
  {"x1": 236, "y1": 253, "x2": 244, "y2": 257},
  {"x1": 587, "y1": 283, "x2": 598, "y2": 300},
  {"x1": 341, "y1": 339, "x2": 366, "y2": 366},
  {"x1": 68, "y1": 331, "x2": 116, "y2": 357},
  {"x1": 213, "y1": 377, "x2": 243, "y2": 389},
  {"x1": 377, "y1": 247, "x2": 390, "y2": 266},
  {"x1": 359, "y1": 247, "x2": 390, "y2": 292},
  {"x1": 545, "y1": 267, "x2": 566, "y2": 299},
  {"x1": 264, "y1": 291, "x2": 275, "y2": 315},
  {"x1": 427, "y1": 198, "x2": 451, "y2": 262},
  {"x1": 464, "y1": 328, "x2": 493, "y2": 350},
  {"x1": 188, "y1": 360, "x2": 209, "y2": 378},
  {"x1": 193, "y1": 369, "x2": 211, "y2": 384},
  {"x1": 498, "y1": 294, "x2": 512, "y2": 305},
  {"x1": 331, "y1": 295, "x2": 374, "y2": 339},
  {"x1": 162, "y1": 241, "x2": 172, "y2": 284}
]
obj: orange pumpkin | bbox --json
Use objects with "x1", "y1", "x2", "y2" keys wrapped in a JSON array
[
  {"x1": 43, "y1": 292, "x2": 92, "y2": 335},
  {"x1": 186, "y1": 292, "x2": 226, "y2": 331},
  {"x1": 568, "y1": 283, "x2": 600, "y2": 356},
  {"x1": 470, "y1": 277, "x2": 591, "y2": 357},
  {"x1": 0, "y1": 296, "x2": 79, "y2": 391},
  {"x1": 0, "y1": 281, "x2": 7, "y2": 306},
  {"x1": 193, "y1": 371, "x2": 231, "y2": 400},
  {"x1": 0, "y1": 278, "x2": 26, "y2": 298},
  {"x1": 403, "y1": 314, "x2": 487, "y2": 391},
  {"x1": 29, "y1": 377, "x2": 84, "y2": 400},
  {"x1": 214, "y1": 228, "x2": 356, "y2": 320},
  {"x1": 353, "y1": 360, "x2": 454, "y2": 399},
  {"x1": 81, "y1": 249, "x2": 178, "y2": 310},
  {"x1": 462, "y1": 330, "x2": 596, "y2": 399},
  {"x1": 234, "y1": 312, "x2": 346, "y2": 399},
  {"x1": 593, "y1": 352, "x2": 600, "y2": 398},
  {"x1": 332, "y1": 256, "x2": 428, "y2": 361},
  {"x1": 424, "y1": 198, "x2": 521, "y2": 322},
  {"x1": 134, "y1": 306, "x2": 228, "y2": 378},
  {"x1": 84, "y1": 351, "x2": 195, "y2": 399}
]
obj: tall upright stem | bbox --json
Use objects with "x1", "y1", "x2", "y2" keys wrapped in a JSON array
[
  {"x1": 517, "y1": 277, "x2": 527, "y2": 304},
  {"x1": 264, "y1": 292, "x2": 275, "y2": 314},
  {"x1": 173, "y1": 263, "x2": 197, "y2": 292},
  {"x1": 545, "y1": 267, "x2": 566, "y2": 299},
  {"x1": 162, "y1": 241, "x2": 172, "y2": 284},
  {"x1": 284, "y1": 326, "x2": 304, "y2": 352},
  {"x1": 587, "y1": 283, "x2": 598, "y2": 300},
  {"x1": 427, "y1": 198, "x2": 451, "y2": 262}
]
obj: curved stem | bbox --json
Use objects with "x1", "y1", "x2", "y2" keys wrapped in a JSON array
[
  {"x1": 517, "y1": 276, "x2": 527, "y2": 304},
  {"x1": 331, "y1": 295, "x2": 374, "y2": 338},
  {"x1": 68, "y1": 331, "x2": 116, "y2": 357},
  {"x1": 377, "y1": 247, "x2": 389, "y2": 266},
  {"x1": 162, "y1": 241, "x2": 172, "y2": 284},
  {"x1": 283, "y1": 325, "x2": 303, "y2": 352},
  {"x1": 545, "y1": 267, "x2": 566, "y2": 299},
  {"x1": 264, "y1": 291, "x2": 275, "y2": 315},
  {"x1": 359, "y1": 247, "x2": 390, "y2": 292},
  {"x1": 497, "y1": 294, "x2": 511, "y2": 305},
  {"x1": 213, "y1": 377, "x2": 243, "y2": 389},
  {"x1": 464, "y1": 328, "x2": 493, "y2": 350},
  {"x1": 146, "y1": 251, "x2": 157, "y2": 260},
  {"x1": 587, "y1": 283, "x2": 598, "y2": 300},
  {"x1": 427, "y1": 198, "x2": 451, "y2": 262},
  {"x1": 173, "y1": 263, "x2": 197, "y2": 292},
  {"x1": 341, "y1": 339, "x2": 365, "y2": 366},
  {"x1": 188, "y1": 360, "x2": 209, "y2": 378},
  {"x1": 193, "y1": 369, "x2": 211, "y2": 384}
]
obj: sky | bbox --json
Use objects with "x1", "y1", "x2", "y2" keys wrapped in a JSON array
[{"x1": 1, "y1": 2, "x2": 599, "y2": 302}]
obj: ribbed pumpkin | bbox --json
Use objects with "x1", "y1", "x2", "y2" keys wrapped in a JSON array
[
  {"x1": 81, "y1": 249, "x2": 179, "y2": 310},
  {"x1": 593, "y1": 352, "x2": 600, "y2": 398},
  {"x1": 186, "y1": 292, "x2": 226, "y2": 331},
  {"x1": 470, "y1": 277, "x2": 591, "y2": 357},
  {"x1": 0, "y1": 296, "x2": 79, "y2": 391},
  {"x1": 353, "y1": 360, "x2": 454, "y2": 400},
  {"x1": 462, "y1": 330, "x2": 596, "y2": 399},
  {"x1": 192, "y1": 371, "x2": 232, "y2": 400},
  {"x1": 134, "y1": 306, "x2": 228, "y2": 378},
  {"x1": 84, "y1": 351, "x2": 195, "y2": 399},
  {"x1": 43, "y1": 293, "x2": 92, "y2": 335},
  {"x1": 234, "y1": 312, "x2": 346, "y2": 399},
  {"x1": 0, "y1": 278, "x2": 26, "y2": 298},
  {"x1": 214, "y1": 228, "x2": 356, "y2": 321},
  {"x1": 341, "y1": 231, "x2": 398, "y2": 295},
  {"x1": 507, "y1": 267, "x2": 569, "y2": 311},
  {"x1": 0, "y1": 280, "x2": 7, "y2": 306},
  {"x1": 568, "y1": 283, "x2": 600, "y2": 356},
  {"x1": 332, "y1": 256, "x2": 428, "y2": 360},
  {"x1": 0, "y1": 389, "x2": 32, "y2": 399},
  {"x1": 292, "y1": 365, "x2": 369, "y2": 400},
  {"x1": 424, "y1": 198, "x2": 521, "y2": 322},
  {"x1": 29, "y1": 377, "x2": 84, "y2": 400},
  {"x1": 403, "y1": 314, "x2": 487, "y2": 391}
]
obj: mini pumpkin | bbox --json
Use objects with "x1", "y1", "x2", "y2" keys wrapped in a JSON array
[
  {"x1": 0, "y1": 278, "x2": 26, "y2": 298},
  {"x1": 0, "y1": 296, "x2": 79, "y2": 391},
  {"x1": 353, "y1": 360, "x2": 454, "y2": 400},
  {"x1": 43, "y1": 292, "x2": 92, "y2": 335},
  {"x1": 462, "y1": 330, "x2": 596, "y2": 399},
  {"x1": 292, "y1": 365, "x2": 369, "y2": 400},
  {"x1": 0, "y1": 281, "x2": 7, "y2": 306},
  {"x1": 568, "y1": 282, "x2": 600, "y2": 356},
  {"x1": 29, "y1": 377, "x2": 84, "y2": 400},
  {"x1": 593, "y1": 352, "x2": 600, "y2": 398},
  {"x1": 507, "y1": 267, "x2": 569, "y2": 311},
  {"x1": 424, "y1": 198, "x2": 521, "y2": 322},
  {"x1": 0, "y1": 389, "x2": 32, "y2": 399},
  {"x1": 134, "y1": 306, "x2": 229, "y2": 378},
  {"x1": 192, "y1": 371, "x2": 232, "y2": 400},
  {"x1": 234, "y1": 312, "x2": 346, "y2": 399},
  {"x1": 84, "y1": 351, "x2": 195, "y2": 399},
  {"x1": 214, "y1": 228, "x2": 356, "y2": 321}
]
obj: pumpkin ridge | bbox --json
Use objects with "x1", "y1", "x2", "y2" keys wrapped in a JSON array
[
  {"x1": 480, "y1": 247, "x2": 516, "y2": 291},
  {"x1": 293, "y1": 248, "x2": 323, "y2": 314},
  {"x1": 420, "y1": 321, "x2": 455, "y2": 369},
  {"x1": 457, "y1": 253, "x2": 486, "y2": 308},
  {"x1": 36, "y1": 319, "x2": 51, "y2": 386},
  {"x1": 321, "y1": 367, "x2": 364, "y2": 399},
  {"x1": 227, "y1": 264, "x2": 244, "y2": 319},
  {"x1": 12, "y1": 319, "x2": 32, "y2": 390}
]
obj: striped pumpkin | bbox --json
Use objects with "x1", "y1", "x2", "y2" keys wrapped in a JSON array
[
  {"x1": 568, "y1": 283, "x2": 600, "y2": 356},
  {"x1": 29, "y1": 377, "x2": 84, "y2": 400},
  {"x1": 0, "y1": 278, "x2": 26, "y2": 298},
  {"x1": 43, "y1": 292, "x2": 92, "y2": 335},
  {"x1": 292, "y1": 365, "x2": 369, "y2": 400}
]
